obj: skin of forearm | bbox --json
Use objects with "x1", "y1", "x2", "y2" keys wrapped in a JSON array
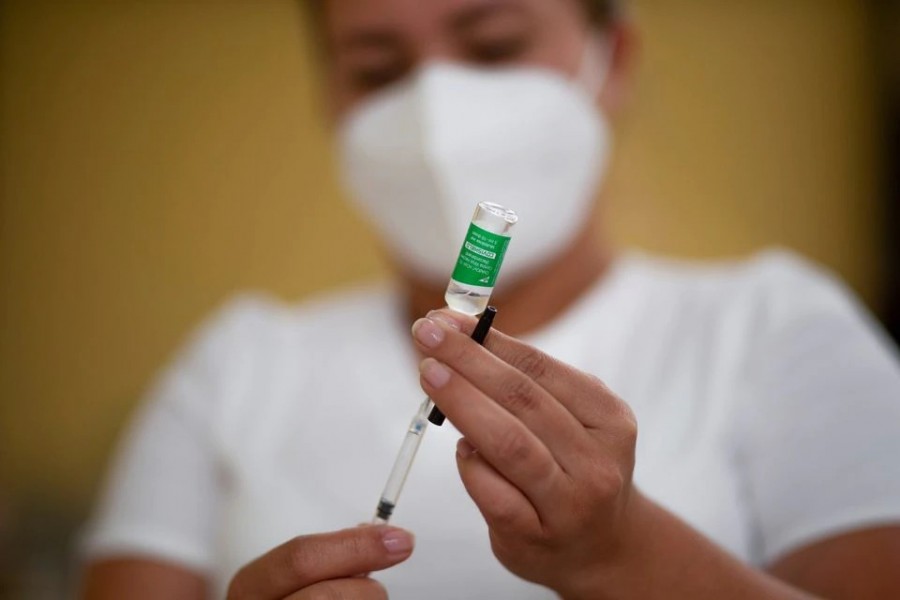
[{"x1": 562, "y1": 492, "x2": 819, "y2": 600}]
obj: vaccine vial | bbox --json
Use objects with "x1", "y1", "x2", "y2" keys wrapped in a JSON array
[{"x1": 445, "y1": 202, "x2": 518, "y2": 315}]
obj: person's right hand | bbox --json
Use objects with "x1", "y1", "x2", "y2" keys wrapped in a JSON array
[{"x1": 226, "y1": 525, "x2": 414, "y2": 599}]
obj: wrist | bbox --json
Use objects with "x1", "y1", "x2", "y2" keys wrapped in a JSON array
[{"x1": 557, "y1": 488, "x2": 655, "y2": 600}]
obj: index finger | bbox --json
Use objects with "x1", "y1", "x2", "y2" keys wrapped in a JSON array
[
  {"x1": 227, "y1": 526, "x2": 413, "y2": 599},
  {"x1": 427, "y1": 309, "x2": 617, "y2": 426}
]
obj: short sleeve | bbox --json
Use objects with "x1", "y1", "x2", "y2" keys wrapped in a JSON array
[
  {"x1": 737, "y1": 252, "x2": 900, "y2": 565},
  {"x1": 79, "y1": 294, "x2": 278, "y2": 571}
]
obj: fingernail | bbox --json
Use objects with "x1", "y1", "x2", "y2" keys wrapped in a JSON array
[
  {"x1": 420, "y1": 358, "x2": 451, "y2": 388},
  {"x1": 382, "y1": 528, "x2": 414, "y2": 555},
  {"x1": 427, "y1": 310, "x2": 461, "y2": 330},
  {"x1": 412, "y1": 318, "x2": 444, "y2": 348},
  {"x1": 457, "y1": 438, "x2": 475, "y2": 459}
]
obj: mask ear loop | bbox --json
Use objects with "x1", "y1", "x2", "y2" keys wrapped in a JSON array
[{"x1": 575, "y1": 31, "x2": 612, "y2": 100}]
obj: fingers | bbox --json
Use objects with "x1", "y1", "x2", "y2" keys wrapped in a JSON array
[
  {"x1": 413, "y1": 315, "x2": 594, "y2": 469},
  {"x1": 419, "y1": 357, "x2": 563, "y2": 512},
  {"x1": 456, "y1": 438, "x2": 542, "y2": 533},
  {"x1": 285, "y1": 577, "x2": 387, "y2": 600},
  {"x1": 425, "y1": 309, "x2": 621, "y2": 428},
  {"x1": 226, "y1": 526, "x2": 413, "y2": 600}
]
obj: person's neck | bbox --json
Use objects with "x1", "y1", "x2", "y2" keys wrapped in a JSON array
[{"x1": 403, "y1": 220, "x2": 615, "y2": 337}]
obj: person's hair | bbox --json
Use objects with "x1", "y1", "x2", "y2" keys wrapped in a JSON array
[
  {"x1": 304, "y1": 1, "x2": 622, "y2": 31},
  {"x1": 584, "y1": 0, "x2": 620, "y2": 27}
]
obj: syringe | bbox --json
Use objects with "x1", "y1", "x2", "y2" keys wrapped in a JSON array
[{"x1": 372, "y1": 306, "x2": 498, "y2": 524}]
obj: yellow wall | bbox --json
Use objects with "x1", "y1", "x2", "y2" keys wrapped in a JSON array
[{"x1": 0, "y1": 0, "x2": 882, "y2": 511}]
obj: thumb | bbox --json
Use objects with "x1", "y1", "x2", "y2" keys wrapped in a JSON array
[{"x1": 228, "y1": 525, "x2": 414, "y2": 599}]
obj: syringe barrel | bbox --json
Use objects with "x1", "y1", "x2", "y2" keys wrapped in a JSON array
[
  {"x1": 380, "y1": 417, "x2": 427, "y2": 504},
  {"x1": 372, "y1": 400, "x2": 431, "y2": 524}
]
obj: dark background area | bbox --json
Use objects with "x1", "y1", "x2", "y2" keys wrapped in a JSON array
[{"x1": 883, "y1": 1, "x2": 900, "y2": 344}]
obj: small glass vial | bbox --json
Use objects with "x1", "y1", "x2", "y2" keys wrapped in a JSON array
[{"x1": 445, "y1": 202, "x2": 518, "y2": 315}]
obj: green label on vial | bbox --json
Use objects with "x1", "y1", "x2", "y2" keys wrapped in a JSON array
[{"x1": 450, "y1": 223, "x2": 511, "y2": 287}]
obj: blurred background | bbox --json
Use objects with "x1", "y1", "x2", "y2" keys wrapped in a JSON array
[{"x1": 1, "y1": 0, "x2": 898, "y2": 597}]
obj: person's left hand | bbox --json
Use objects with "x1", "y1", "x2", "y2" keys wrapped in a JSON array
[{"x1": 412, "y1": 308, "x2": 643, "y2": 600}]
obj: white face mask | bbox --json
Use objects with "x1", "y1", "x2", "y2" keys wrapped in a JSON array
[{"x1": 337, "y1": 38, "x2": 611, "y2": 286}]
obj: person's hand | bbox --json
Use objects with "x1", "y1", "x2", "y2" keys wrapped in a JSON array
[
  {"x1": 412, "y1": 309, "x2": 642, "y2": 600},
  {"x1": 226, "y1": 525, "x2": 414, "y2": 599}
]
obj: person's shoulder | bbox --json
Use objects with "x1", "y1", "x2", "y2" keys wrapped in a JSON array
[
  {"x1": 210, "y1": 282, "x2": 394, "y2": 328},
  {"x1": 627, "y1": 246, "x2": 817, "y2": 283},
  {"x1": 712, "y1": 248, "x2": 863, "y2": 327},
  {"x1": 736, "y1": 248, "x2": 860, "y2": 318},
  {"x1": 177, "y1": 282, "x2": 398, "y2": 364},
  {"x1": 617, "y1": 247, "x2": 875, "y2": 348},
  {"x1": 626, "y1": 247, "x2": 851, "y2": 310},
  {"x1": 288, "y1": 281, "x2": 401, "y2": 335}
]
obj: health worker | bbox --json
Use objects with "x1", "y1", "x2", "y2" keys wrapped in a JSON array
[{"x1": 81, "y1": 1, "x2": 900, "y2": 599}]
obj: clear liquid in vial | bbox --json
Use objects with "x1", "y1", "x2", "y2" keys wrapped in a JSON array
[{"x1": 445, "y1": 280, "x2": 492, "y2": 315}]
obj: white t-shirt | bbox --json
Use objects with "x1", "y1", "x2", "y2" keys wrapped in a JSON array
[{"x1": 82, "y1": 250, "x2": 900, "y2": 598}]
